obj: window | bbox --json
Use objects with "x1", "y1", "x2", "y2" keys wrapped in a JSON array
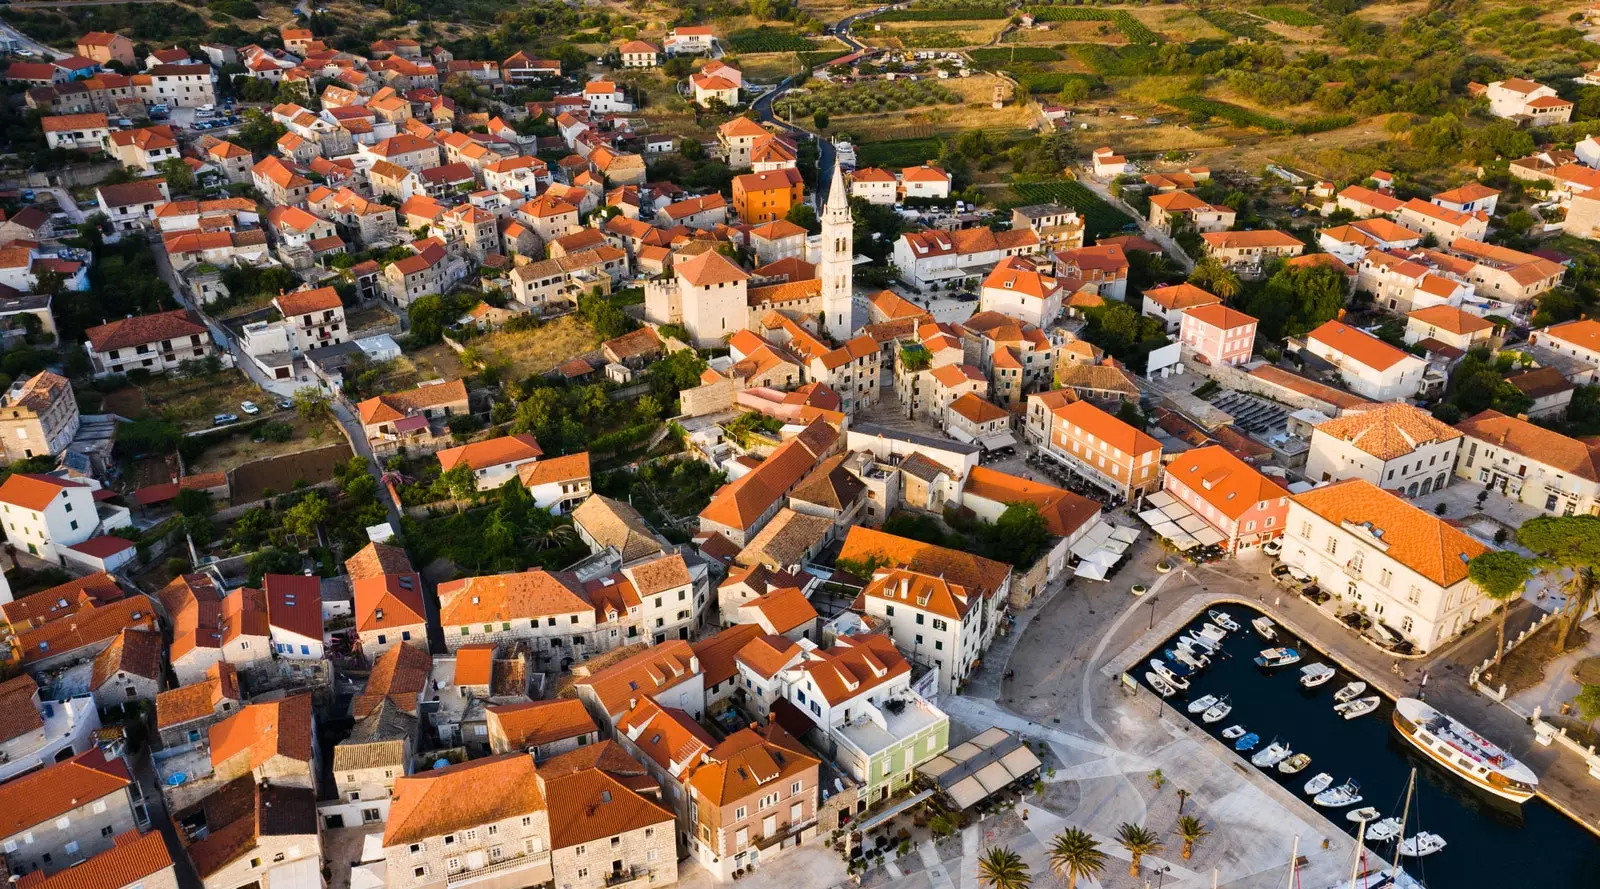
[
  {"x1": 447, "y1": 858, "x2": 460, "y2": 872},
  {"x1": 1407, "y1": 586, "x2": 1421, "y2": 605},
  {"x1": 885, "y1": 605, "x2": 894, "y2": 617},
  {"x1": 932, "y1": 618, "x2": 948, "y2": 631},
  {"x1": 577, "y1": 870, "x2": 588, "y2": 880},
  {"x1": 576, "y1": 845, "x2": 586, "y2": 855},
  {"x1": 487, "y1": 825, "x2": 498, "y2": 836},
  {"x1": 1400, "y1": 615, "x2": 1414, "y2": 633},
  {"x1": 1350, "y1": 551, "x2": 1364, "y2": 572},
  {"x1": 735, "y1": 807, "x2": 746, "y2": 820},
  {"x1": 521, "y1": 817, "x2": 532, "y2": 827},
  {"x1": 100, "y1": 826, "x2": 114, "y2": 838},
  {"x1": 1324, "y1": 537, "x2": 1337, "y2": 556},
  {"x1": 409, "y1": 844, "x2": 423, "y2": 855},
  {"x1": 1299, "y1": 521, "x2": 1312, "y2": 538},
  {"x1": 414, "y1": 867, "x2": 427, "y2": 878},
  {"x1": 463, "y1": 829, "x2": 477, "y2": 841}
]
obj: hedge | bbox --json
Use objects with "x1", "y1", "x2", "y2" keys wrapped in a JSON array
[{"x1": 1021, "y1": 6, "x2": 1162, "y2": 43}]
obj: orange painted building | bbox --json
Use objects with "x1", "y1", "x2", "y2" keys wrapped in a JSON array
[{"x1": 731, "y1": 168, "x2": 803, "y2": 224}]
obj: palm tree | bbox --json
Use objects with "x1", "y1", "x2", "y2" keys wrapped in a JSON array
[
  {"x1": 1047, "y1": 828, "x2": 1106, "y2": 889},
  {"x1": 977, "y1": 846, "x2": 1030, "y2": 889},
  {"x1": 1115, "y1": 823, "x2": 1163, "y2": 877},
  {"x1": 1175, "y1": 788, "x2": 1191, "y2": 815},
  {"x1": 1468, "y1": 550, "x2": 1534, "y2": 666},
  {"x1": 1176, "y1": 815, "x2": 1209, "y2": 860}
]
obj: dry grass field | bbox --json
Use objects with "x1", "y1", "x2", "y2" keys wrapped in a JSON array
[{"x1": 468, "y1": 316, "x2": 602, "y2": 379}]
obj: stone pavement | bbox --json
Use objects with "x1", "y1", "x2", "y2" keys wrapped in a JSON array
[{"x1": 1509, "y1": 629, "x2": 1600, "y2": 714}]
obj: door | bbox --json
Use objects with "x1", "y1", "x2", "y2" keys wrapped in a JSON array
[
  {"x1": 763, "y1": 815, "x2": 777, "y2": 836},
  {"x1": 466, "y1": 851, "x2": 485, "y2": 871}
]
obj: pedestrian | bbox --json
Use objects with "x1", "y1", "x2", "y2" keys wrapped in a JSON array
[{"x1": 1274, "y1": 596, "x2": 1281, "y2": 608}]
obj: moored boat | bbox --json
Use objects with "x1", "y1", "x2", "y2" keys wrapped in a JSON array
[
  {"x1": 1149, "y1": 659, "x2": 1190, "y2": 690},
  {"x1": 1234, "y1": 732, "x2": 1260, "y2": 751},
  {"x1": 1366, "y1": 817, "x2": 1403, "y2": 843},
  {"x1": 1198, "y1": 622, "x2": 1228, "y2": 643},
  {"x1": 1392, "y1": 697, "x2": 1538, "y2": 803},
  {"x1": 1208, "y1": 609, "x2": 1241, "y2": 631},
  {"x1": 1202, "y1": 696, "x2": 1232, "y2": 724},
  {"x1": 1314, "y1": 779, "x2": 1363, "y2": 807},
  {"x1": 1334, "y1": 680, "x2": 1368, "y2": 703},
  {"x1": 1336, "y1": 695, "x2": 1381, "y2": 720},
  {"x1": 1300, "y1": 662, "x2": 1336, "y2": 688},
  {"x1": 1347, "y1": 806, "x2": 1381, "y2": 823},
  {"x1": 1145, "y1": 671, "x2": 1176, "y2": 697},
  {"x1": 1399, "y1": 832, "x2": 1447, "y2": 858},
  {"x1": 1277, "y1": 752, "x2": 1311, "y2": 774},
  {"x1": 1254, "y1": 647, "x2": 1301, "y2": 668},
  {"x1": 1181, "y1": 633, "x2": 1218, "y2": 654},
  {"x1": 1251, "y1": 615, "x2": 1278, "y2": 639},
  {"x1": 1221, "y1": 724, "x2": 1247, "y2": 740},
  {"x1": 1251, "y1": 739, "x2": 1292, "y2": 767},
  {"x1": 1303, "y1": 772, "x2": 1333, "y2": 795},
  {"x1": 1187, "y1": 694, "x2": 1219, "y2": 714}
]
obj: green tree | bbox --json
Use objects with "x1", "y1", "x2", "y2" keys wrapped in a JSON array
[
  {"x1": 174, "y1": 489, "x2": 213, "y2": 517},
  {"x1": 438, "y1": 463, "x2": 478, "y2": 505},
  {"x1": 157, "y1": 157, "x2": 196, "y2": 195},
  {"x1": 1115, "y1": 823, "x2": 1162, "y2": 877},
  {"x1": 647, "y1": 349, "x2": 709, "y2": 399},
  {"x1": 786, "y1": 202, "x2": 819, "y2": 234},
  {"x1": 1176, "y1": 815, "x2": 1208, "y2": 860},
  {"x1": 984, "y1": 502, "x2": 1050, "y2": 567},
  {"x1": 1187, "y1": 258, "x2": 1238, "y2": 300},
  {"x1": 1047, "y1": 828, "x2": 1106, "y2": 889},
  {"x1": 293, "y1": 386, "x2": 331, "y2": 423},
  {"x1": 813, "y1": 110, "x2": 829, "y2": 130},
  {"x1": 246, "y1": 546, "x2": 301, "y2": 585},
  {"x1": 1576, "y1": 684, "x2": 1600, "y2": 726},
  {"x1": 282, "y1": 491, "x2": 329, "y2": 539},
  {"x1": 976, "y1": 847, "x2": 1030, "y2": 889},
  {"x1": 1517, "y1": 515, "x2": 1600, "y2": 650},
  {"x1": 406, "y1": 293, "x2": 461, "y2": 345},
  {"x1": 1469, "y1": 550, "x2": 1533, "y2": 666},
  {"x1": 1058, "y1": 78, "x2": 1090, "y2": 104},
  {"x1": 234, "y1": 109, "x2": 287, "y2": 156},
  {"x1": 636, "y1": 394, "x2": 663, "y2": 422}
]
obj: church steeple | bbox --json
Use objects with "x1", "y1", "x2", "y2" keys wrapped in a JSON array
[{"x1": 821, "y1": 151, "x2": 854, "y2": 343}]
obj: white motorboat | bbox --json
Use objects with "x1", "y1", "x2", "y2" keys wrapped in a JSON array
[
  {"x1": 1172, "y1": 647, "x2": 1209, "y2": 671},
  {"x1": 1208, "y1": 609, "x2": 1241, "y2": 632},
  {"x1": 1202, "y1": 697, "x2": 1233, "y2": 724},
  {"x1": 1251, "y1": 739, "x2": 1292, "y2": 767},
  {"x1": 1300, "y1": 663, "x2": 1336, "y2": 688},
  {"x1": 1334, "y1": 681, "x2": 1368, "y2": 703},
  {"x1": 1399, "y1": 832, "x2": 1447, "y2": 858},
  {"x1": 1366, "y1": 817, "x2": 1403, "y2": 842},
  {"x1": 1221, "y1": 725, "x2": 1247, "y2": 740},
  {"x1": 1187, "y1": 694, "x2": 1219, "y2": 714},
  {"x1": 1277, "y1": 753, "x2": 1311, "y2": 774},
  {"x1": 1254, "y1": 647, "x2": 1301, "y2": 668},
  {"x1": 1198, "y1": 622, "x2": 1228, "y2": 643},
  {"x1": 1149, "y1": 659, "x2": 1190, "y2": 690},
  {"x1": 1251, "y1": 616, "x2": 1278, "y2": 639},
  {"x1": 1336, "y1": 695, "x2": 1381, "y2": 720},
  {"x1": 1346, "y1": 807, "x2": 1381, "y2": 823},
  {"x1": 1145, "y1": 672, "x2": 1176, "y2": 697},
  {"x1": 1393, "y1": 697, "x2": 1539, "y2": 803},
  {"x1": 1181, "y1": 633, "x2": 1219, "y2": 654},
  {"x1": 1314, "y1": 779, "x2": 1363, "y2": 808},
  {"x1": 1303, "y1": 772, "x2": 1333, "y2": 795}
]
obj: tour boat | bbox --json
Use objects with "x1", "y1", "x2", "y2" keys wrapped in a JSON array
[
  {"x1": 1334, "y1": 680, "x2": 1368, "y2": 703},
  {"x1": 1366, "y1": 817, "x2": 1403, "y2": 843},
  {"x1": 1299, "y1": 663, "x2": 1336, "y2": 688},
  {"x1": 1314, "y1": 779, "x2": 1363, "y2": 807},
  {"x1": 1303, "y1": 772, "x2": 1333, "y2": 796},
  {"x1": 1392, "y1": 697, "x2": 1539, "y2": 803},
  {"x1": 1346, "y1": 807, "x2": 1381, "y2": 823},
  {"x1": 1254, "y1": 647, "x2": 1301, "y2": 668},
  {"x1": 1208, "y1": 609, "x2": 1241, "y2": 632},
  {"x1": 1234, "y1": 732, "x2": 1261, "y2": 751},
  {"x1": 1220, "y1": 724, "x2": 1247, "y2": 740},
  {"x1": 1399, "y1": 832, "x2": 1447, "y2": 858},
  {"x1": 1202, "y1": 697, "x2": 1233, "y2": 724},
  {"x1": 1198, "y1": 622, "x2": 1228, "y2": 643},
  {"x1": 1149, "y1": 659, "x2": 1190, "y2": 690},
  {"x1": 1251, "y1": 616, "x2": 1278, "y2": 639},
  {"x1": 1336, "y1": 695, "x2": 1381, "y2": 720},
  {"x1": 1251, "y1": 739, "x2": 1292, "y2": 767},
  {"x1": 1145, "y1": 672, "x2": 1177, "y2": 697},
  {"x1": 1277, "y1": 753, "x2": 1311, "y2": 774},
  {"x1": 1187, "y1": 694, "x2": 1219, "y2": 714}
]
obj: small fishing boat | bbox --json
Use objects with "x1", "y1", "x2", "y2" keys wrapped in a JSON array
[
  {"x1": 1221, "y1": 725, "x2": 1247, "y2": 740},
  {"x1": 1149, "y1": 659, "x2": 1191, "y2": 690},
  {"x1": 1159, "y1": 655, "x2": 1193, "y2": 678},
  {"x1": 1346, "y1": 807, "x2": 1381, "y2": 823},
  {"x1": 1277, "y1": 753, "x2": 1311, "y2": 774},
  {"x1": 1180, "y1": 633, "x2": 1219, "y2": 654},
  {"x1": 1251, "y1": 739, "x2": 1292, "y2": 767},
  {"x1": 1399, "y1": 833, "x2": 1447, "y2": 858},
  {"x1": 1300, "y1": 663, "x2": 1336, "y2": 688},
  {"x1": 1187, "y1": 694, "x2": 1219, "y2": 714},
  {"x1": 1366, "y1": 818, "x2": 1403, "y2": 842},
  {"x1": 1336, "y1": 695, "x2": 1381, "y2": 720},
  {"x1": 1145, "y1": 672, "x2": 1176, "y2": 697},
  {"x1": 1170, "y1": 647, "x2": 1208, "y2": 671},
  {"x1": 1303, "y1": 772, "x2": 1333, "y2": 796},
  {"x1": 1252, "y1": 616, "x2": 1278, "y2": 639},
  {"x1": 1208, "y1": 609, "x2": 1241, "y2": 632},
  {"x1": 1334, "y1": 681, "x2": 1368, "y2": 703},
  {"x1": 1202, "y1": 696, "x2": 1233, "y2": 724},
  {"x1": 1198, "y1": 622, "x2": 1228, "y2": 643},
  {"x1": 1234, "y1": 732, "x2": 1261, "y2": 751},
  {"x1": 1254, "y1": 647, "x2": 1302, "y2": 668},
  {"x1": 1314, "y1": 779, "x2": 1363, "y2": 808}
]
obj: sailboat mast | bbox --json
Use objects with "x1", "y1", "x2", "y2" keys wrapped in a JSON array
[
  {"x1": 1287, "y1": 834, "x2": 1300, "y2": 889},
  {"x1": 1392, "y1": 768, "x2": 1416, "y2": 881},
  {"x1": 1348, "y1": 818, "x2": 1367, "y2": 889}
]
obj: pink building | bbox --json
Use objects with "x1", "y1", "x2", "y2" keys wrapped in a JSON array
[
  {"x1": 1161, "y1": 445, "x2": 1289, "y2": 553},
  {"x1": 1179, "y1": 303, "x2": 1258, "y2": 367}
]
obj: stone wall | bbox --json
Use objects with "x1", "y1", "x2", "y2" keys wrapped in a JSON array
[{"x1": 1180, "y1": 353, "x2": 1346, "y2": 416}]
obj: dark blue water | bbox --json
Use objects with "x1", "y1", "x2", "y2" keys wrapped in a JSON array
[{"x1": 1143, "y1": 605, "x2": 1600, "y2": 888}]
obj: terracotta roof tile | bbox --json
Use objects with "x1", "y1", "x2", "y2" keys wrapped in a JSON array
[
  {"x1": 1290, "y1": 478, "x2": 1485, "y2": 586},
  {"x1": 0, "y1": 747, "x2": 130, "y2": 835},
  {"x1": 208, "y1": 693, "x2": 314, "y2": 770},
  {"x1": 1312, "y1": 403, "x2": 1461, "y2": 461}
]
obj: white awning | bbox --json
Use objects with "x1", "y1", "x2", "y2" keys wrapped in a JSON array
[
  {"x1": 947, "y1": 426, "x2": 977, "y2": 444},
  {"x1": 1110, "y1": 526, "x2": 1140, "y2": 544},
  {"x1": 1137, "y1": 508, "x2": 1168, "y2": 525},
  {"x1": 1177, "y1": 514, "x2": 1211, "y2": 534},
  {"x1": 1074, "y1": 560, "x2": 1109, "y2": 580},
  {"x1": 979, "y1": 431, "x2": 1018, "y2": 450},
  {"x1": 1193, "y1": 526, "x2": 1226, "y2": 547},
  {"x1": 1149, "y1": 520, "x2": 1183, "y2": 538},
  {"x1": 1144, "y1": 490, "x2": 1176, "y2": 509}
]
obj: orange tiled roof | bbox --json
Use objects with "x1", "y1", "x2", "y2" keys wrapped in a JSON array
[
  {"x1": 0, "y1": 748, "x2": 130, "y2": 835},
  {"x1": 437, "y1": 433, "x2": 543, "y2": 473},
  {"x1": 156, "y1": 662, "x2": 240, "y2": 728},
  {"x1": 837, "y1": 525, "x2": 1011, "y2": 600},
  {"x1": 1313, "y1": 402, "x2": 1461, "y2": 461},
  {"x1": 486, "y1": 699, "x2": 596, "y2": 750},
  {"x1": 1290, "y1": 478, "x2": 1485, "y2": 586},
  {"x1": 437, "y1": 569, "x2": 590, "y2": 625},
  {"x1": 1456, "y1": 409, "x2": 1600, "y2": 483},
  {"x1": 385, "y1": 753, "x2": 545, "y2": 845},
  {"x1": 208, "y1": 693, "x2": 314, "y2": 770},
  {"x1": 577, "y1": 639, "x2": 699, "y2": 717},
  {"x1": 1306, "y1": 320, "x2": 1418, "y2": 372}
]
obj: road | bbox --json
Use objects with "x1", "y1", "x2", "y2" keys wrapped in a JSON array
[
  {"x1": 1076, "y1": 173, "x2": 1195, "y2": 270},
  {"x1": 751, "y1": 6, "x2": 879, "y2": 207},
  {"x1": 0, "y1": 17, "x2": 65, "y2": 59}
]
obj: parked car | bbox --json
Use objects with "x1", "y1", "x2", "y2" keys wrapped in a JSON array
[
  {"x1": 213, "y1": 412, "x2": 239, "y2": 426},
  {"x1": 277, "y1": 398, "x2": 293, "y2": 410},
  {"x1": 240, "y1": 400, "x2": 260, "y2": 415}
]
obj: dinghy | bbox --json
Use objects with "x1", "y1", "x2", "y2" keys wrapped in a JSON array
[
  {"x1": 1300, "y1": 663, "x2": 1336, "y2": 688},
  {"x1": 1149, "y1": 659, "x2": 1190, "y2": 690},
  {"x1": 1346, "y1": 807, "x2": 1381, "y2": 823},
  {"x1": 1251, "y1": 739, "x2": 1292, "y2": 767},
  {"x1": 1334, "y1": 681, "x2": 1368, "y2": 703},
  {"x1": 1180, "y1": 633, "x2": 1219, "y2": 654},
  {"x1": 1336, "y1": 695, "x2": 1381, "y2": 719},
  {"x1": 1171, "y1": 647, "x2": 1208, "y2": 671},
  {"x1": 1277, "y1": 753, "x2": 1311, "y2": 774},
  {"x1": 1399, "y1": 833, "x2": 1447, "y2": 858},
  {"x1": 1220, "y1": 725, "x2": 1247, "y2": 740},
  {"x1": 1234, "y1": 732, "x2": 1261, "y2": 751},
  {"x1": 1366, "y1": 818, "x2": 1403, "y2": 843},
  {"x1": 1252, "y1": 616, "x2": 1278, "y2": 639},
  {"x1": 1208, "y1": 609, "x2": 1241, "y2": 631},
  {"x1": 1314, "y1": 779, "x2": 1363, "y2": 807},
  {"x1": 1303, "y1": 772, "x2": 1333, "y2": 795},
  {"x1": 1186, "y1": 694, "x2": 1219, "y2": 714},
  {"x1": 1145, "y1": 672, "x2": 1176, "y2": 697},
  {"x1": 1198, "y1": 622, "x2": 1228, "y2": 643},
  {"x1": 1254, "y1": 647, "x2": 1302, "y2": 668},
  {"x1": 1202, "y1": 696, "x2": 1233, "y2": 724}
]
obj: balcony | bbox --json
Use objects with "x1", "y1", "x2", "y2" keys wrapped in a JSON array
[
  {"x1": 445, "y1": 853, "x2": 552, "y2": 889},
  {"x1": 604, "y1": 866, "x2": 657, "y2": 888},
  {"x1": 1342, "y1": 561, "x2": 1362, "y2": 580}
]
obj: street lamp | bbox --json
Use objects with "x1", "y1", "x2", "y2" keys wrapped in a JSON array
[
  {"x1": 1147, "y1": 596, "x2": 1159, "y2": 631},
  {"x1": 1155, "y1": 865, "x2": 1172, "y2": 889}
]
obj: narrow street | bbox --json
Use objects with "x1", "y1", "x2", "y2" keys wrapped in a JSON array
[{"x1": 1077, "y1": 174, "x2": 1195, "y2": 271}]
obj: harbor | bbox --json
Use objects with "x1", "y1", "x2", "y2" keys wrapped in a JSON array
[{"x1": 1141, "y1": 604, "x2": 1600, "y2": 887}]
